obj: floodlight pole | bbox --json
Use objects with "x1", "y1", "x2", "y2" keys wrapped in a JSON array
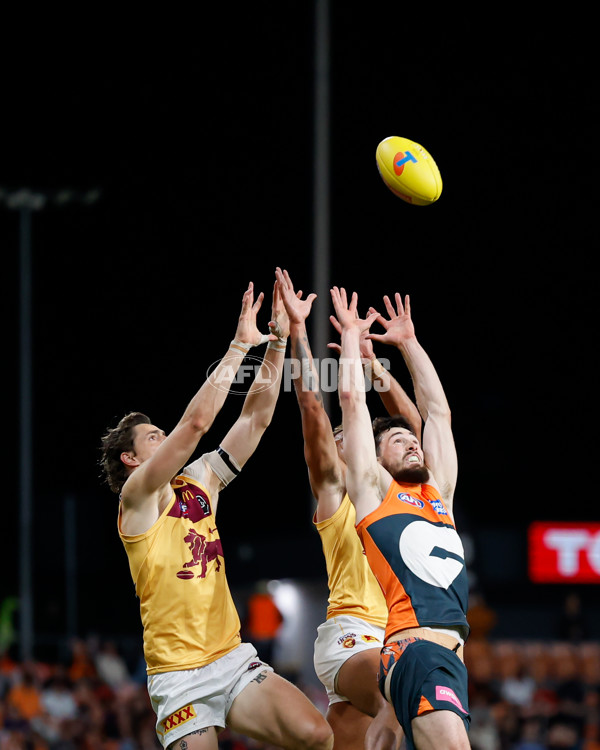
[
  {"x1": 3, "y1": 187, "x2": 100, "y2": 660},
  {"x1": 313, "y1": 0, "x2": 331, "y2": 414},
  {"x1": 7, "y1": 190, "x2": 46, "y2": 661}
]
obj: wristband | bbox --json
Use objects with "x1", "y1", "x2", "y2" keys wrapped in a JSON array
[
  {"x1": 229, "y1": 339, "x2": 252, "y2": 355},
  {"x1": 229, "y1": 333, "x2": 272, "y2": 355},
  {"x1": 267, "y1": 338, "x2": 288, "y2": 353}
]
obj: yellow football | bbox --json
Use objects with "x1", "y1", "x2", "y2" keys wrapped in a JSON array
[{"x1": 375, "y1": 136, "x2": 442, "y2": 206}]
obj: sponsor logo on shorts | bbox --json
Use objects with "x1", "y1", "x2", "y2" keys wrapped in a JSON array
[
  {"x1": 337, "y1": 633, "x2": 356, "y2": 649},
  {"x1": 162, "y1": 704, "x2": 197, "y2": 733},
  {"x1": 361, "y1": 635, "x2": 381, "y2": 643},
  {"x1": 429, "y1": 499, "x2": 448, "y2": 515},
  {"x1": 397, "y1": 492, "x2": 425, "y2": 509},
  {"x1": 435, "y1": 686, "x2": 467, "y2": 714},
  {"x1": 247, "y1": 661, "x2": 264, "y2": 671}
]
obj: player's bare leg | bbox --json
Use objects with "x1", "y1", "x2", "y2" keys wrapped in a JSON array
[
  {"x1": 167, "y1": 726, "x2": 218, "y2": 750},
  {"x1": 336, "y1": 650, "x2": 403, "y2": 749},
  {"x1": 226, "y1": 670, "x2": 333, "y2": 749},
  {"x1": 411, "y1": 710, "x2": 470, "y2": 750},
  {"x1": 326, "y1": 701, "x2": 371, "y2": 750}
]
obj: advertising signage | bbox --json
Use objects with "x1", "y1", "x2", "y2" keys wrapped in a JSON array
[{"x1": 528, "y1": 522, "x2": 600, "y2": 583}]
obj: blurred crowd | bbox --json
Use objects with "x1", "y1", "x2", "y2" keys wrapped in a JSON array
[
  {"x1": 0, "y1": 636, "x2": 323, "y2": 750},
  {"x1": 1, "y1": 632, "x2": 599, "y2": 750},
  {"x1": 465, "y1": 639, "x2": 600, "y2": 750}
]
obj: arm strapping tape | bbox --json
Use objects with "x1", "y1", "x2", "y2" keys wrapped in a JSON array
[{"x1": 203, "y1": 446, "x2": 242, "y2": 487}]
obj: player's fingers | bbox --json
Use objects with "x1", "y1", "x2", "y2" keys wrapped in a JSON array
[
  {"x1": 240, "y1": 283, "x2": 254, "y2": 312},
  {"x1": 383, "y1": 295, "x2": 396, "y2": 319},
  {"x1": 252, "y1": 291, "x2": 264, "y2": 313},
  {"x1": 367, "y1": 306, "x2": 386, "y2": 326},
  {"x1": 365, "y1": 333, "x2": 386, "y2": 343},
  {"x1": 330, "y1": 287, "x2": 341, "y2": 310},
  {"x1": 282, "y1": 268, "x2": 295, "y2": 292},
  {"x1": 395, "y1": 292, "x2": 405, "y2": 315}
]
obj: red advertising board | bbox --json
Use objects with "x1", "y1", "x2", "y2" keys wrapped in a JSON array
[{"x1": 528, "y1": 522, "x2": 600, "y2": 583}]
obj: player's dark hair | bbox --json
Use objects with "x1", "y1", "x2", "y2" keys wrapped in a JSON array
[
  {"x1": 372, "y1": 415, "x2": 416, "y2": 455},
  {"x1": 100, "y1": 412, "x2": 151, "y2": 494}
]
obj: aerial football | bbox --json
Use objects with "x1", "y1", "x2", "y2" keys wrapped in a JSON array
[{"x1": 375, "y1": 136, "x2": 442, "y2": 205}]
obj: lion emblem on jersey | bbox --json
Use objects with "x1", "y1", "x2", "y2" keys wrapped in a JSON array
[{"x1": 180, "y1": 528, "x2": 223, "y2": 579}]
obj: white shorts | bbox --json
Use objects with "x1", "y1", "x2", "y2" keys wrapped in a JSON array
[
  {"x1": 313, "y1": 614, "x2": 385, "y2": 705},
  {"x1": 147, "y1": 642, "x2": 273, "y2": 747}
]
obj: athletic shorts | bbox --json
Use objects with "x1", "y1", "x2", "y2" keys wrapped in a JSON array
[
  {"x1": 313, "y1": 614, "x2": 385, "y2": 705},
  {"x1": 147, "y1": 642, "x2": 273, "y2": 748},
  {"x1": 379, "y1": 637, "x2": 470, "y2": 750}
]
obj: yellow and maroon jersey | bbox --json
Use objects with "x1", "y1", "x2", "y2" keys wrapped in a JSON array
[
  {"x1": 356, "y1": 481, "x2": 469, "y2": 642},
  {"x1": 315, "y1": 493, "x2": 388, "y2": 628},
  {"x1": 118, "y1": 473, "x2": 241, "y2": 674}
]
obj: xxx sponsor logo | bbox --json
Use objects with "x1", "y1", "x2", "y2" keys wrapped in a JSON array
[{"x1": 162, "y1": 704, "x2": 197, "y2": 732}]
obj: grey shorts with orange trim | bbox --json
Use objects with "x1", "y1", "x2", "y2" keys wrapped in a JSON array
[{"x1": 378, "y1": 638, "x2": 470, "y2": 750}]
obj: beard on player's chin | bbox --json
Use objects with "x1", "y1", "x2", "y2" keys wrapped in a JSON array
[{"x1": 391, "y1": 465, "x2": 430, "y2": 485}]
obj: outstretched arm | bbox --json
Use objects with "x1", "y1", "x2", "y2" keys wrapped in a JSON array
[
  {"x1": 123, "y1": 283, "x2": 269, "y2": 503},
  {"x1": 331, "y1": 287, "x2": 387, "y2": 523},
  {"x1": 368, "y1": 294, "x2": 458, "y2": 510},
  {"x1": 329, "y1": 314, "x2": 422, "y2": 442},
  {"x1": 218, "y1": 278, "x2": 290, "y2": 474},
  {"x1": 276, "y1": 268, "x2": 344, "y2": 522}
]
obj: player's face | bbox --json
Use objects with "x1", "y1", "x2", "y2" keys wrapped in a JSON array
[
  {"x1": 377, "y1": 427, "x2": 429, "y2": 483},
  {"x1": 131, "y1": 423, "x2": 167, "y2": 464}
]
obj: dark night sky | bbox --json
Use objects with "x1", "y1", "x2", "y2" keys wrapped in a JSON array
[{"x1": 2, "y1": 9, "x2": 598, "y2": 640}]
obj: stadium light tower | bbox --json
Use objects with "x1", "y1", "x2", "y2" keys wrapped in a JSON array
[
  {"x1": 312, "y1": 0, "x2": 331, "y2": 413},
  {"x1": 1, "y1": 186, "x2": 101, "y2": 660}
]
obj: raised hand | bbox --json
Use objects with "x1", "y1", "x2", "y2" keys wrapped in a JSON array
[
  {"x1": 367, "y1": 293, "x2": 415, "y2": 347},
  {"x1": 268, "y1": 276, "x2": 292, "y2": 341},
  {"x1": 234, "y1": 282, "x2": 273, "y2": 346},
  {"x1": 328, "y1": 313, "x2": 375, "y2": 360},
  {"x1": 329, "y1": 287, "x2": 378, "y2": 335},
  {"x1": 275, "y1": 267, "x2": 317, "y2": 326}
]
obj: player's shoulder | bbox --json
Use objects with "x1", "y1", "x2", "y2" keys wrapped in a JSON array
[{"x1": 120, "y1": 466, "x2": 167, "y2": 509}]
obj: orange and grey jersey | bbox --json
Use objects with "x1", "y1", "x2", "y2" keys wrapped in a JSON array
[
  {"x1": 315, "y1": 493, "x2": 388, "y2": 629},
  {"x1": 356, "y1": 481, "x2": 469, "y2": 642},
  {"x1": 118, "y1": 473, "x2": 241, "y2": 674}
]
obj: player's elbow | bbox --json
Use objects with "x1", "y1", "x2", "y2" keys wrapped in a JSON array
[
  {"x1": 254, "y1": 408, "x2": 274, "y2": 432},
  {"x1": 430, "y1": 402, "x2": 452, "y2": 422},
  {"x1": 187, "y1": 410, "x2": 214, "y2": 437}
]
